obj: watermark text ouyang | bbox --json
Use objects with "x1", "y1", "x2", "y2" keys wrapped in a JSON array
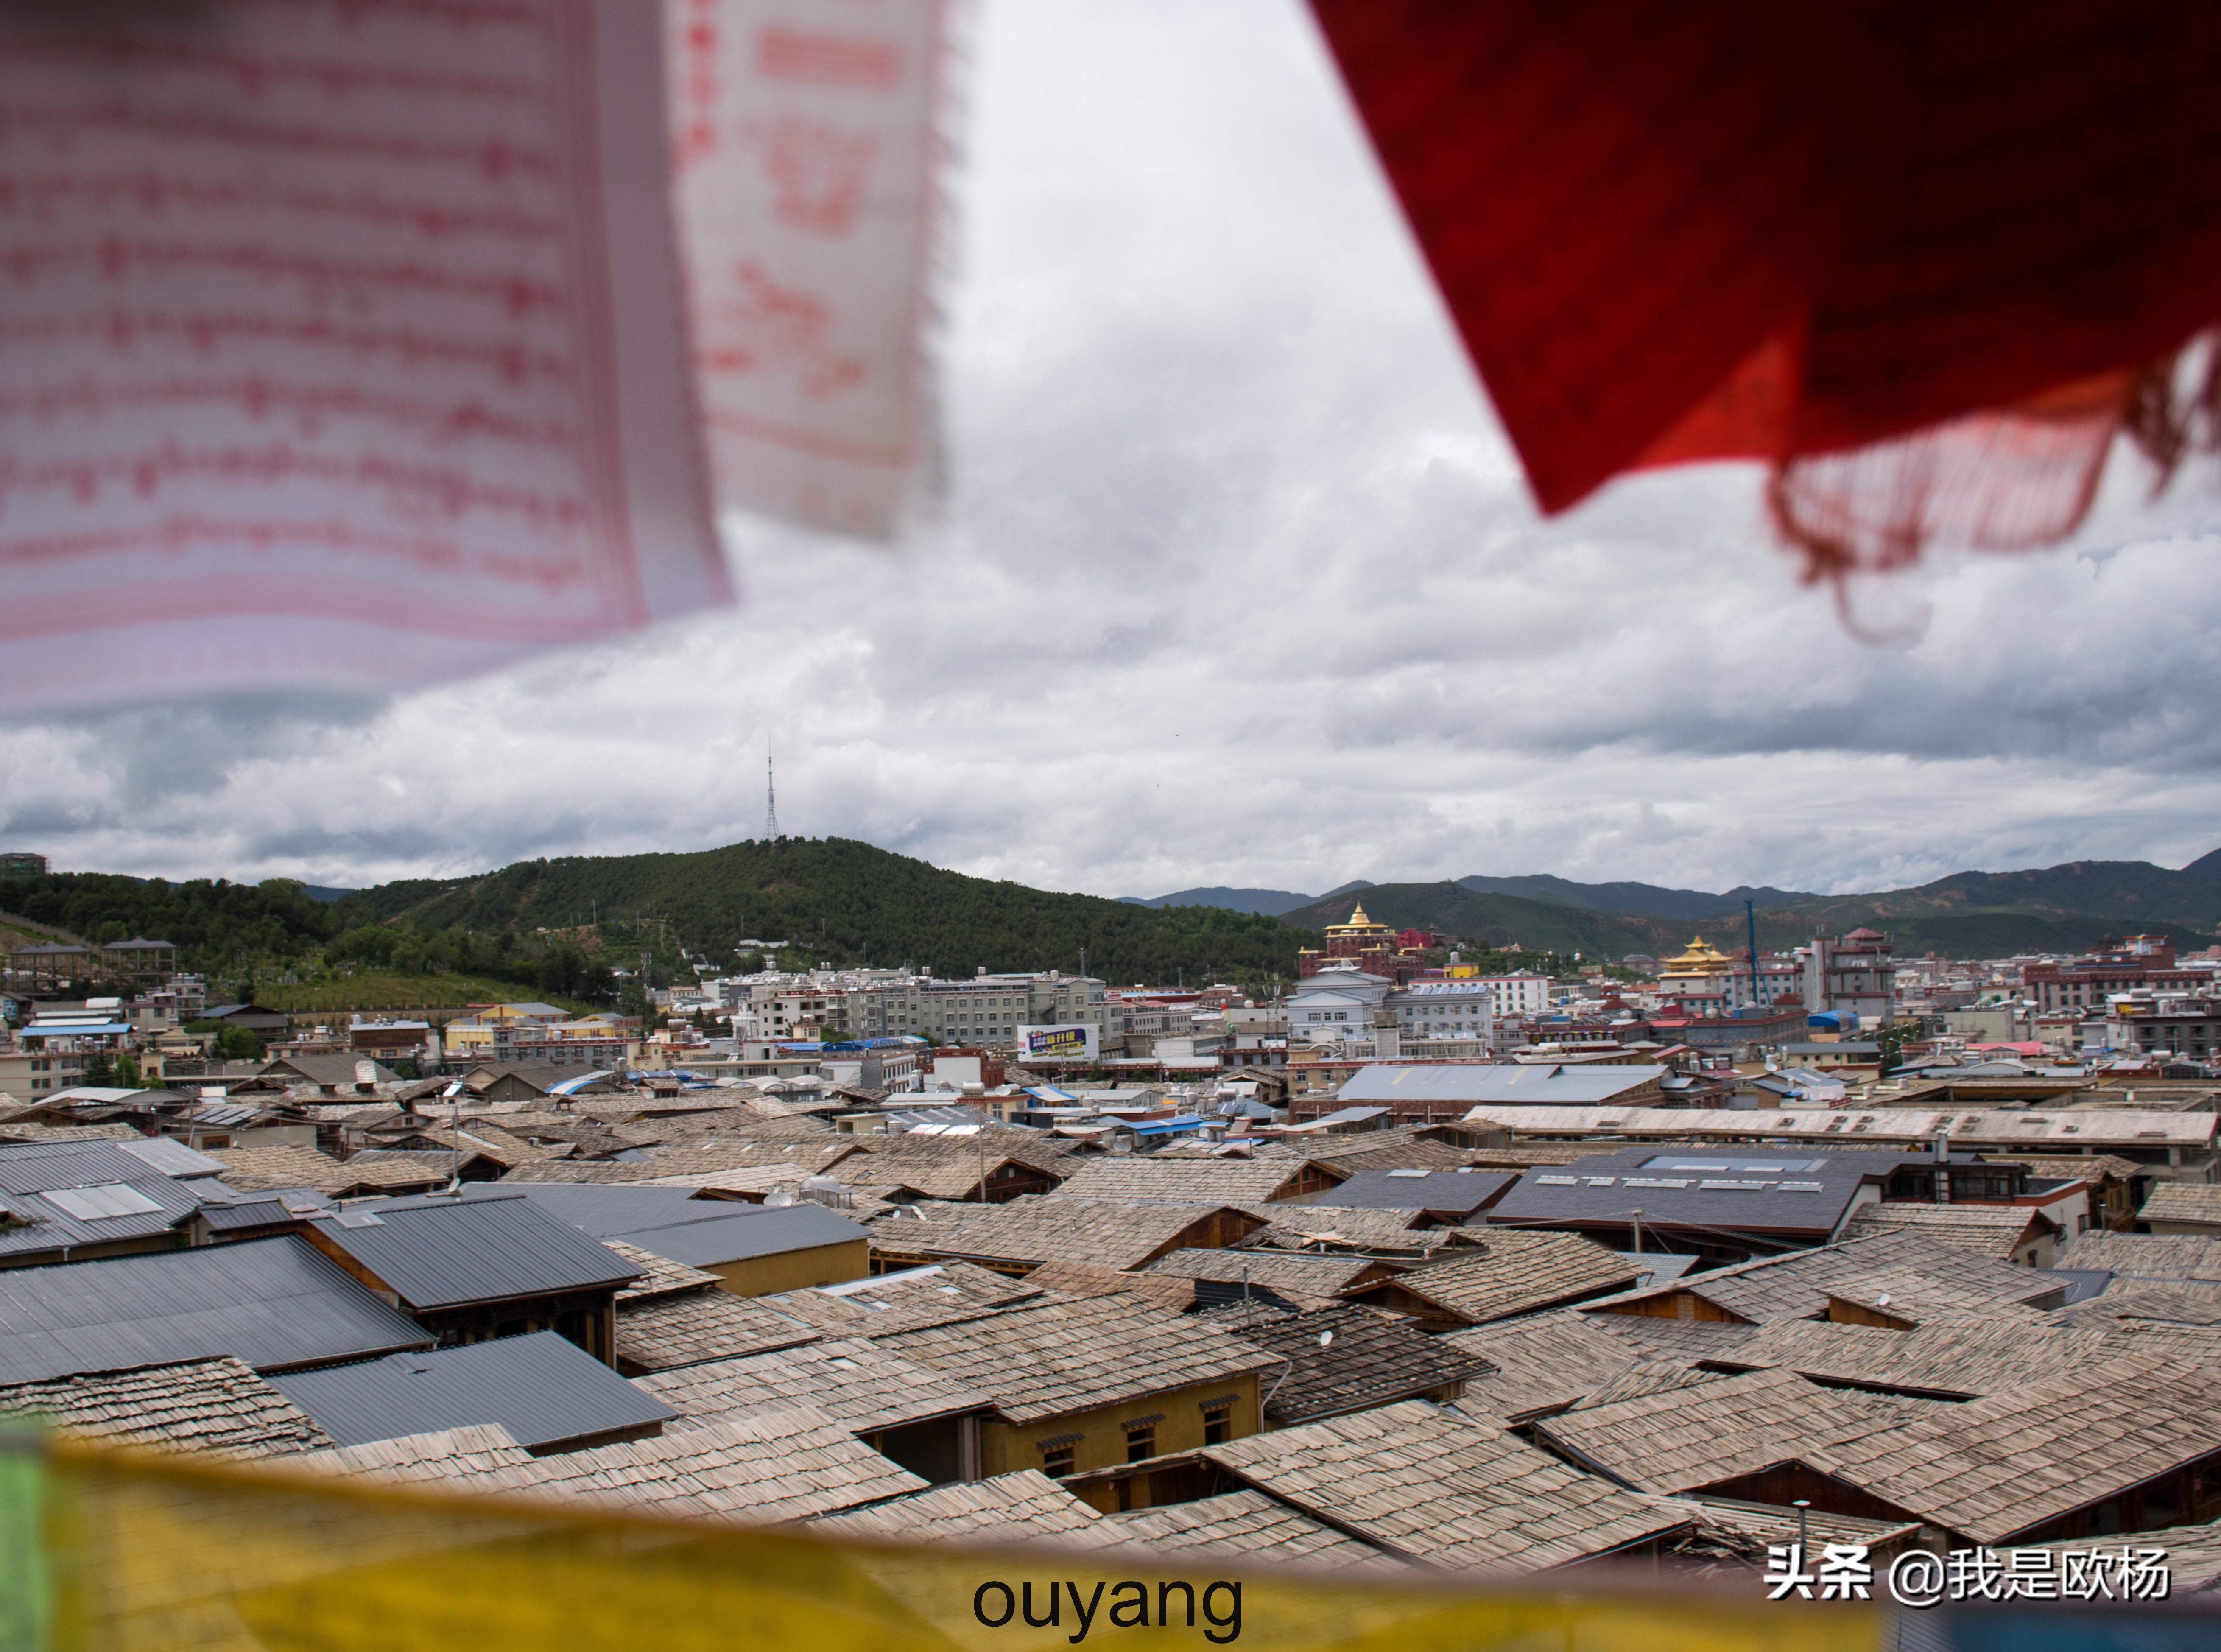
[{"x1": 974, "y1": 1579, "x2": 1243, "y2": 1643}]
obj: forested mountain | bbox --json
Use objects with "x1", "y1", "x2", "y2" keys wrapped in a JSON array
[
  {"x1": 1751, "y1": 861, "x2": 2221, "y2": 937},
  {"x1": 1119, "y1": 886, "x2": 1319, "y2": 915},
  {"x1": 13, "y1": 845, "x2": 2218, "y2": 995},
  {"x1": 354, "y1": 838, "x2": 1309, "y2": 985},
  {"x1": 2186, "y1": 847, "x2": 2221, "y2": 881},
  {"x1": 1283, "y1": 867, "x2": 2220, "y2": 959},
  {"x1": 1453, "y1": 873, "x2": 1814, "y2": 921},
  {"x1": 1, "y1": 873, "x2": 350, "y2": 963}
]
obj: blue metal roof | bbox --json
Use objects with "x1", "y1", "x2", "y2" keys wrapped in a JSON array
[
  {"x1": 0, "y1": 1236, "x2": 430, "y2": 1384},
  {"x1": 1128, "y1": 1115, "x2": 1207, "y2": 1135},
  {"x1": 270, "y1": 1330, "x2": 673, "y2": 1450}
]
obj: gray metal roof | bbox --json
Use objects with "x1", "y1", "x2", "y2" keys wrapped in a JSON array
[
  {"x1": 1485, "y1": 1146, "x2": 1909, "y2": 1238},
  {"x1": 114, "y1": 1136, "x2": 228, "y2": 1179},
  {"x1": 308, "y1": 1193, "x2": 641, "y2": 1310},
  {"x1": 0, "y1": 1236, "x2": 430, "y2": 1384},
  {"x1": 1337, "y1": 1064, "x2": 1667, "y2": 1106},
  {"x1": 0, "y1": 1139, "x2": 204, "y2": 1257},
  {"x1": 473, "y1": 1182, "x2": 870, "y2": 1268},
  {"x1": 271, "y1": 1329, "x2": 673, "y2": 1450},
  {"x1": 606, "y1": 1202, "x2": 868, "y2": 1270},
  {"x1": 468, "y1": 1182, "x2": 715, "y2": 1237},
  {"x1": 1319, "y1": 1166, "x2": 1516, "y2": 1217}
]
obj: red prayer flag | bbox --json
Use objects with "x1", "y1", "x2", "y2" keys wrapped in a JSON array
[{"x1": 1310, "y1": 0, "x2": 2221, "y2": 579}]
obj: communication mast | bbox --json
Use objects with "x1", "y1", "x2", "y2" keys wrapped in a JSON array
[{"x1": 764, "y1": 749, "x2": 779, "y2": 840}]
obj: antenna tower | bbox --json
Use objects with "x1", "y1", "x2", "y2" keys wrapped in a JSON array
[{"x1": 764, "y1": 749, "x2": 779, "y2": 839}]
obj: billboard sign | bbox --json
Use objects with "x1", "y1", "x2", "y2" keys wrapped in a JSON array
[{"x1": 1017, "y1": 1023, "x2": 1098, "y2": 1062}]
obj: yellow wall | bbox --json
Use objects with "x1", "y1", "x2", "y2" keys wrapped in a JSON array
[
  {"x1": 980, "y1": 1372, "x2": 1262, "y2": 1481},
  {"x1": 704, "y1": 1238, "x2": 870, "y2": 1297}
]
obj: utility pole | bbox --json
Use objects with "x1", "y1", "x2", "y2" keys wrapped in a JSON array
[{"x1": 1746, "y1": 899, "x2": 1763, "y2": 1009}]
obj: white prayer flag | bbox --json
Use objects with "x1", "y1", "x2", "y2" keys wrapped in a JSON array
[
  {"x1": 669, "y1": 0, "x2": 944, "y2": 537},
  {"x1": 0, "y1": 0, "x2": 727, "y2": 710}
]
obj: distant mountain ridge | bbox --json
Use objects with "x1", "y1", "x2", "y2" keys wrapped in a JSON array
[
  {"x1": 1118, "y1": 886, "x2": 1320, "y2": 916},
  {"x1": 1282, "y1": 859, "x2": 2221, "y2": 959},
  {"x1": 1453, "y1": 873, "x2": 1815, "y2": 922}
]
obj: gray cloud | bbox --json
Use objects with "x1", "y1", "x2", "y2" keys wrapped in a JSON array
[{"x1": 2, "y1": 0, "x2": 2218, "y2": 902}]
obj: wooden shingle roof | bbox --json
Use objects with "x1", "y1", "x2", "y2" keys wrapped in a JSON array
[
  {"x1": 1219, "y1": 1303, "x2": 1494, "y2": 1424},
  {"x1": 1721, "y1": 1316, "x2": 2114, "y2": 1399},
  {"x1": 1532, "y1": 1366, "x2": 1892, "y2": 1494},
  {"x1": 1579, "y1": 1230, "x2": 2063, "y2": 1324},
  {"x1": 804, "y1": 1470, "x2": 1110, "y2": 1544},
  {"x1": 605, "y1": 1238, "x2": 724, "y2": 1303},
  {"x1": 2060, "y1": 1229, "x2": 2221, "y2": 1284},
  {"x1": 0, "y1": 1355, "x2": 333, "y2": 1458},
  {"x1": 1340, "y1": 1231, "x2": 1640, "y2": 1325},
  {"x1": 1201, "y1": 1400, "x2": 1693, "y2": 1570},
  {"x1": 882, "y1": 1294, "x2": 1279, "y2": 1424},
  {"x1": 1094, "y1": 1490, "x2": 1414, "y2": 1572},
  {"x1": 212, "y1": 1144, "x2": 441, "y2": 1198},
  {"x1": 1144, "y1": 1248, "x2": 1400, "y2": 1296},
  {"x1": 612, "y1": 1290, "x2": 821, "y2": 1373},
  {"x1": 1244, "y1": 1207, "x2": 1483, "y2": 1255},
  {"x1": 639, "y1": 1337, "x2": 991, "y2": 1435},
  {"x1": 1047, "y1": 1158, "x2": 1330, "y2": 1205},
  {"x1": 1838, "y1": 1201, "x2": 2052, "y2": 1258},
  {"x1": 1808, "y1": 1355, "x2": 2221, "y2": 1544},
  {"x1": 1023, "y1": 1260, "x2": 1199, "y2": 1311},
  {"x1": 2136, "y1": 1182, "x2": 2221, "y2": 1227},
  {"x1": 869, "y1": 1197, "x2": 1264, "y2": 1273},
  {"x1": 757, "y1": 1260, "x2": 1045, "y2": 1338},
  {"x1": 293, "y1": 1423, "x2": 536, "y2": 1484},
  {"x1": 1447, "y1": 1313, "x2": 1698, "y2": 1422},
  {"x1": 484, "y1": 1405, "x2": 928, "y2": 1523}
]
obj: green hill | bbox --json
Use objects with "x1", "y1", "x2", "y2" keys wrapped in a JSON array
[{"x1": 353, "y1": 837, "x2": 1310, "y2": 987}]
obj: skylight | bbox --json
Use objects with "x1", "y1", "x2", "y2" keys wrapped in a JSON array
[{"x1": 42, "y1": 1183, "x2": 163, "y2": 1221}]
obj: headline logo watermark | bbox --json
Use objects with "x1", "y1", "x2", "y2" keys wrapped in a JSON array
[
  {"x1": 1765, "y1": 1543, "x2": 2171, "y2": 1605},
  {"x1": 974, "y1": 1579, "x2": 1242, "y2": 1644}
]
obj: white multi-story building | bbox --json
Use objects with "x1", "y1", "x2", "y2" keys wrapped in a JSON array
[
  {"x1": 1386, "y1": 981, "x2": 1494, "y2": 1043},
  {"x1": 1286, "y1": 970, "x2": 1393, "y2": 1046},
  {"x1": 1467, "y1": 972, "x2": 1553, "y2": 1018}
]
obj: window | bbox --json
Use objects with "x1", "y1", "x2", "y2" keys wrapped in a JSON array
[
  {"x1": 1039, "y1": 1440, "x2": 1076, "y2": 1477},
  {"x1": 1202, "y1": 1408, "x2": 1231, "y2": 1446},
  {"x1": 1125, "y1": 1425, "x2": 1156, "y2": 1463}
]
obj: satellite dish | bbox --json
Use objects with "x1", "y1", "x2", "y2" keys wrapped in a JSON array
[
  {"x1": 765, "y1": 1189, "x2": 795, "y2": 1208},
  {"x1": 1317, "y1": 1330, "x2": 1334, "y2": 1347}
]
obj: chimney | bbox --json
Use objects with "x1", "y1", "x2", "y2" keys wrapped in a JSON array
[{"x1": 1932, "y1": 1127, "x2": 1949, "y2": 1163}]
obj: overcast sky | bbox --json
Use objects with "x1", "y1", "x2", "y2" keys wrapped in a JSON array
[{"x1": 5, "y1": 0, "x2": 2220, "y2": 902}]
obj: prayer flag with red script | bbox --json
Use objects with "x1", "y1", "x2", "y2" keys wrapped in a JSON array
[
  {"x1": 1309, "y1": 0, "x2": 2221, "y2": 581},
  {"x1": 0, "y1": 0, "x2": 947, "y2": 711}
]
